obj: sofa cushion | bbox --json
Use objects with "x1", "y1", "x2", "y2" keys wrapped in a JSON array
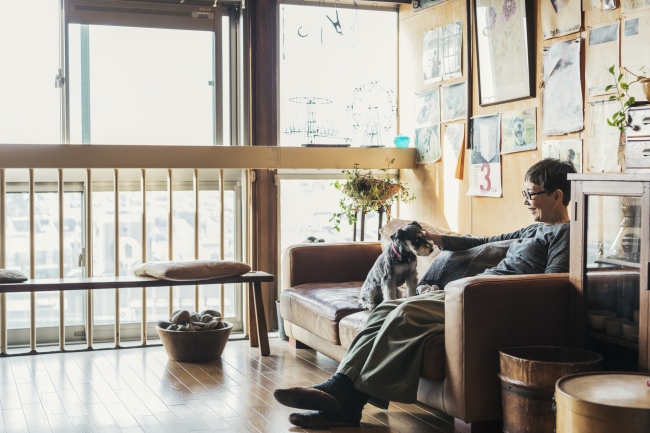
[
  {"x1": 339, "y1": 310, "x2": 370, "y2": 349},
  {"x1": 340, "y1": 310, "x2": 445, "y2": 381},
  {"x1": 281, "y1": 282, "x2": 365, "y2": 344}
]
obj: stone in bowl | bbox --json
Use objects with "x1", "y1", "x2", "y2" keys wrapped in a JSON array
[{"x1": 157, "y1": 321, "x2": 232, "y2": 362}]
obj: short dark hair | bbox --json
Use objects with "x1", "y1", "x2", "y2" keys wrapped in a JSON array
[{"x1": 525, "y1": 158, "x2": 576, "y2": 206}]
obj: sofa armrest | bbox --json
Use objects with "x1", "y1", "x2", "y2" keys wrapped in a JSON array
[
  {"x1": 440, "y1": 273, "x2": 572, "y2": 422},
  {"x1": 281, "y1": 242, "x2": 382, "y2": 290}
]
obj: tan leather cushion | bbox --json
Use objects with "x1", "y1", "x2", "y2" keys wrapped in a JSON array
[
  {"x1": 339, "y1": 310, "x2": 370, "y2": 349},
  {"x1": 281, "y1": 282, "x2": 365, "y2": 344},
  {"x1": 134, "y1": 260, "x2": 251, "y2": 281},
  {"x1": 339, "y1": 310, "x2": 445, "y2": 380},
  {"x1": 288, "y1": 243, "x2": 382, "y2": 288}
]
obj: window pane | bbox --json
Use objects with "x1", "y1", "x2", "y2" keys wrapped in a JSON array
[
  {"x1": 222, "y1": 15, "x2": 231, "y2": 146},
  {"x1": 146, "y1": 190, "x2": 170, "y2": 322},
  {"x1": 119, "y1": 190, "x2": 143, "y2": 325},
  {"x1": 280, "y1": 179, "x2": 382, "y2": 255},
  {"x1": 280, "y1": 6, "x2": 397, "y2": 147},
  {"x1": 0, "y1": 1, "x2": 60, "y2": 144},
  {"x1": 92, "y1": 191, "x2": 115, "y2": 326},
  {"x1": 68, "y1": 24, "x2": 215, "y2": 145}
]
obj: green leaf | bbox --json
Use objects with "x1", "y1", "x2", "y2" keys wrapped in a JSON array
[
  {"x1": 609, "y1": 65, "x2": 615, "y2": 74},
  {"x1": 609, "y1": 95, "x2": 616, "y2": 100},
  {"x1": 629, "y1": 97, "x2": 636, "y2": 105},
  {"x1": 621, "y1": 83, "x2": 629, "y2": 90},
  {"x1": 618, "y1": 74, "x2": 624, "y2": 82},
  {"x1": 607, "y1": 119, "x2": 613, "y2": 126},
  {"x1": 605, "y1": 85, "x2": 613, "y2": 91}
]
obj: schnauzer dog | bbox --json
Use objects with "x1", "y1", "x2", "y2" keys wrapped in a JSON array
[{"x1": 359, "y1": 221, "x2": 435, "y2": 310}]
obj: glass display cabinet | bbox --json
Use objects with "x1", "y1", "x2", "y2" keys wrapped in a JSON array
[{"x1": 569, "y1": 174, "x2": 649, "y2": 372}]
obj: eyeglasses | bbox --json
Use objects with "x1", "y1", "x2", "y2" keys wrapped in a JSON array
[{"x1": 521, "y1": 190, "x2": 548, "y2": 200}]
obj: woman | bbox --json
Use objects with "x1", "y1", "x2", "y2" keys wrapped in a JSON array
[{"x1": 274, "y1": 158, "x2": 577, "y2": 428}]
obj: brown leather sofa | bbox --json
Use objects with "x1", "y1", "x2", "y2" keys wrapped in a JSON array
[{"x1": 280, "y1": 242, "x2": 573, "y2": 430}]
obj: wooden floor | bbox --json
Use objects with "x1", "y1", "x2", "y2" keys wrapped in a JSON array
[{"x1": 0, "y1": 338, "x2": 456, "y2": 433}]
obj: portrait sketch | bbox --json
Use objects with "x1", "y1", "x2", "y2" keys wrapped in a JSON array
[
  {"x1": 474, "y1": 0, "x2": 533, "y2": 105},
  {"x1": 415, "y1": 88, "x2": 440, "y2": 126},
  {"x1": 541, "y1": 38, "x2": 583, "y2": 136},
  {"x1": 441, "y1": 82, "x2": 467, "y2": 122},
  {"x1": 470, "y1": 114, "x2": 501, "y2": 164},
  {"x1": 441, "y1": 21, "x2": 463, "y2": 80},
  {"x1": 541, "y1": 0, "x2": 581, "y2": 40},
  {"x1": 501, "y1": 108, "x2": 536, "y2": 154},
  {"x1": 542, "y1": 139, "x2": 583, "y2": 173},
  {"x1": 415, "y1": 125, "x2": 441, "y2": 164},
  {"x1": 423, "y1": 29, "x2": 442, "y2": 84}
]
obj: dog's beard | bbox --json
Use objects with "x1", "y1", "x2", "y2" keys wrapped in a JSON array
[{"x1": 405, "y1": 239, "x2": 435, "y2": 256}]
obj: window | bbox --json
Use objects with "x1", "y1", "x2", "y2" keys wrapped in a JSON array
[
  {"x1": 279, "y1": 4, "x2": 398, "y2": 147},
  {"x1": 1, "y1": 1, "x2": 245, "y2": 348}
]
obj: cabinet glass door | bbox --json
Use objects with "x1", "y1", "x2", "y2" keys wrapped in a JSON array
[{"x1": 584, "y1": 194, "x2": 641, "y2": 369}]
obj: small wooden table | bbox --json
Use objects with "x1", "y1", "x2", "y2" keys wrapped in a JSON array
[{"x1": 0, "y1": 271, "x2": 274, "y2": 356}]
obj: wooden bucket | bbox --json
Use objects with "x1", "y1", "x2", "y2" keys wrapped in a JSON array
[
  {"x1": 555, "y1": 372, "x2": 650, "y2": 433},
  {"x1": 499, "y1": 346, "x2": 603, "y2": 433},
  {"x1": 157, "y1": 321, "x2": 232, "y2": 362}
]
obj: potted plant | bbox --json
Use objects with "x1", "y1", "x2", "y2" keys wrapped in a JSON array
[
  {"x1": 606, "y1": 65, "x2": 648, "y2": 132},
  {"x1": 330, "y1": 160, "x2": 415, "y2": 238}
]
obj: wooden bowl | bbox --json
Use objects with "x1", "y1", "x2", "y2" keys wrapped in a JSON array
[{"x1": 157, "y1": 321, "x2": 232, "y2": 362}]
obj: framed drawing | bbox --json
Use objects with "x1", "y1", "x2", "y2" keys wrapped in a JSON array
[{"x1": 474, "y1": 0, "x2": 535, "y2": 106}]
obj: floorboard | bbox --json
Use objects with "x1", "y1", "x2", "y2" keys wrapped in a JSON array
[{"x1": 0, "y1": 339, "x2": 455, "y2": 432}]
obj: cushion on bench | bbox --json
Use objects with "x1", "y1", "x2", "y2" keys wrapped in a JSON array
[
  {"x1": 280, "y1": 282, "x2": 365, "y2": 344},
  {"x1": 134, "y1": 260, "x2": 251, "y2": 281}
]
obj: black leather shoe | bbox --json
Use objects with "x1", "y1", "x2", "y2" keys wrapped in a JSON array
[
  {"x1": 273, "y1": 387, "x2": 340, "y2": 412},
  {"x1": 288, "y1": 411, "x2": 360, "y2": 428}
]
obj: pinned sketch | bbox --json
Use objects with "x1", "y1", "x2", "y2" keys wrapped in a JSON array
[
  {"x1": 415, "y1": 89, "x2": 440, "y2": 126},
  {"x1": 474, "y1": 0, "x2": 534, "y2": 105},
  {"x1": 468, "y1": 114, "x2": 502, "y2": 197},
  {"x1": 444, "y1": 123, "x2": 465, "y2": 179},
  {"x1": 423, "y1": 29, "x2": 442, "y2": 84},
  {"x1": 603, "y1": 0, "x2": 616, "y2": 11},
  {"x1": 622, "y1": 12, "x2": 650, "y2": 101},
  {"x1": 542, "y1": 0, "x2": 582, "y2": 40},
  {"x1": 542, "y1": 139, "x2": 583, "y2": 173},
  {"x1": 621, "y1": 0, "x2": 650, "y2": 13},
  {"x1": 501, "y1": 108, "x2": 536, "y2": 154},
  {"x1": 586, "y1": 22, "x2": 619, "y2": 97},
  {"x1": 587, "y1": 100, "x2": 623, "y2": 173},
  {"x1": 415, "y1": 125, "x2": 441, "y2": 164},
  {"x1": 441, "y1": 21, "x2": 463, "y2": 80},
  {"x1": 441, "y1": 82, "x2": 467, "y2": 122},
  {"x1": 542, "y1": 38, "x2": 583, "y2": 135}
]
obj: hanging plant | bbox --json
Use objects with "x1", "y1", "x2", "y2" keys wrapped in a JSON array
[
  {"x1": 606, "y1": 65, "x2": 647, "y2": 132},
  {"x1": 330, "y1": 160, "x2": 415, "y2": 232}
]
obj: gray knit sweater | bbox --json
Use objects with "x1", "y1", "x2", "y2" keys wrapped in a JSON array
[{"x1": 440, "y1": 222, "x2": 570, "y2": 275}]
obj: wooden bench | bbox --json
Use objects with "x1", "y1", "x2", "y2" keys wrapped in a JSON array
[{"x1": 0, "y1": 271, "x2": 274, "y2": 356}]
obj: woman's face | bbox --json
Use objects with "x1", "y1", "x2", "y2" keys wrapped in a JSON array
[{"x1": 523, "y1": 181, "x2": 557, "y2": 224}]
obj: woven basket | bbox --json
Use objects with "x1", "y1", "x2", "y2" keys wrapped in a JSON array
[{"x1": 157, "y1": 321, "x2": 232, "y2": 362}]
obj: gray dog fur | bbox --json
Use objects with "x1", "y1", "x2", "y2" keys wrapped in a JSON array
[{"x1": 359, "y1": 221, "x2": 435, "y2": 310}]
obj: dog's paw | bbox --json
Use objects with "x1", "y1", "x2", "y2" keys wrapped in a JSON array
[{"x1": 415, "y1": 284, "x2": 439, "y2": 296}]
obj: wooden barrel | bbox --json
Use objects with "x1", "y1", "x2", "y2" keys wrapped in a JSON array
[
  {"x1": 556, "y1": 372, "x2": 650, "y2": 433},
  {"x1": 499, "y1": 346, "x2": 603, "y2": 433}
]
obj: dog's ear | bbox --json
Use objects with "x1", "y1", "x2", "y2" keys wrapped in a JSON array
[
  {"x1": 410, "y1": 221, "x2": 422, "y2": 229},
  {"x1": 390, "y1": 228, "x2": 405, "y2": 242}
]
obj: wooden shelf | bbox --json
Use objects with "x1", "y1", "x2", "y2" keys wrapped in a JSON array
[
  {"x1": 588, "y1": 330, "x2": 639, "y2": 350},
  {"x1": 595, "y1": 258, "x2": 641, "y2": 269}
]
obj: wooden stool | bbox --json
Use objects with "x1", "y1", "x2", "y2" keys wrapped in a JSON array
[{"x1": 555, "y1": 372, "x2": 650, "y2": 433}]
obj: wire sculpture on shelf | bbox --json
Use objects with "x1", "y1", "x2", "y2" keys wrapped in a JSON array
[
  {"x1": 284, "y1": 97, "x2": 340, "y2": 144},
  {"x1": 347, "y1": 81, "x2": 397, "y2": 146}
]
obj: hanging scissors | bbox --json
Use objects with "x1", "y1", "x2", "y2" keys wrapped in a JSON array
[{"x1": 326, "y1": 10, "x2": 343, "y2": 35}]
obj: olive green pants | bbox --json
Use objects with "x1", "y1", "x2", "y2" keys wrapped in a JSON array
[{"x1": 336, "y1": 291, "x2": 446, "y2": 403}]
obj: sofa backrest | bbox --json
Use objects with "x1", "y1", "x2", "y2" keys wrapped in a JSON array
[{"x1": 284, "y1": 242, "x2": 382, "y2": 288}]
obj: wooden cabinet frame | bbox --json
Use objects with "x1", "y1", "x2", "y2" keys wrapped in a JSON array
[{"x1": 569, "y1": 174, "x2": 650, "y2": 372}]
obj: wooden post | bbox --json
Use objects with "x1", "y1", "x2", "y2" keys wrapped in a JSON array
[
  {"x1": 360, "y1": 212, "x2": 366, "y2": 242},
  {"x1": 378, "y1": 208, "x2": 383, "y2": 240}
]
